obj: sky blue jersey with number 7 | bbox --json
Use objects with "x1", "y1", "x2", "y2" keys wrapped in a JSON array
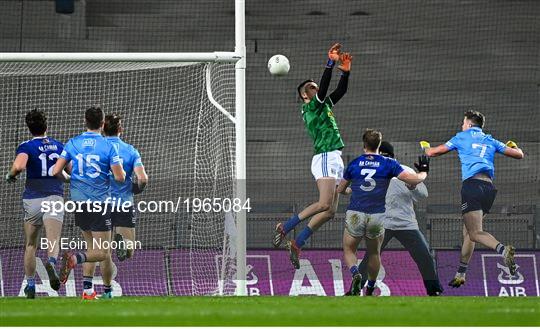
[
  {"x1": 60, "y1": 131, "x2": 121, "y2": 202},
  {"x1": 445, "y1": 127, "x2": 507, "y2": 181}
]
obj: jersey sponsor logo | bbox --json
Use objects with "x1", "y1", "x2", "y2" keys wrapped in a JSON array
[
  {"x1": 358, "y1": 160, "x2": 380, "y2": 167},
  {"x1": 38, "y1": 144, "x2": 58, "y2": 152},
  {"x1": 82, "y1": 138, "x2": 96, "y2": 148}
]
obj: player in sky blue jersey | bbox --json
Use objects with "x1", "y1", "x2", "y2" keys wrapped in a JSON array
[
  {"x1": 103, "y1": 114, "x2": 148, "y2": 261},
  {"x1": 423, "y1": 110, "x2": 524, "y2": 288},
  {"x1": 337, "y1": 129, "x2": 430, "y2": 296},
  {"x1": 6, "y1": 109, "x2": 69, "y2": 298},
  {"x1": 53, "y1": 107, "x2": 126, "y2": 299}
]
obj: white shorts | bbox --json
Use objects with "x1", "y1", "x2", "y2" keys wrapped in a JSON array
[
  {"x1": 311, "y1": 150, "x2": 344, "y2": 182},
  {"x1": 345, "y1": 210, "x2": 385, "y2": 239},
  {"x1": 23, "y1": 195, "x2": 64, "y2": 225}
]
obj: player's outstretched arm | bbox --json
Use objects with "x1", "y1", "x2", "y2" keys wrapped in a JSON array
[
  {"x1": 398, "y1": 171, "x2": 427, "y2": 186},
  {"x1": 503, "y1": 140, "x2": 524, "y2": 159},
  {"x1": 329, "y1": 52, "x2": 352, "y2": 105},
  {"x1": 317, "y1": 43, "x2": 341, "y2": 102},
  {"x1": 421, "y1": 141, "x2": 451, "y2": 157},
  {"x1": 5, "y1": 153, "x2": 28, "y2": 182},
  {"x1": 132, "y1": 165, "x2": 148, "y2": 195},
  {"x1": 52, "y1": 157, "x2": 68, "y2": 181},
  {"x1": 111, "y1": 163, "x2": 126, "y2": 183}
]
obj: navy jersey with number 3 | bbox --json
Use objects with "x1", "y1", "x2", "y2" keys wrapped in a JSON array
[
  {"x1": 16, "y1": 137, "x2": 64, "y2": 199},
  {"x1": 344, "y1": 154, "x2": 404, "y2": 214}
]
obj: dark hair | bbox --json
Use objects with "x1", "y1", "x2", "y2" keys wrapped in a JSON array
[
  {"x1": 363, "y1": 128, "x2": 382, "y2": 151},
  {"x1": 85, "y1": 106, "x2": 104, "y2": 130},
  {"x1": 25, "y1": 109, "x2": 47, "y2": 136},
  {"x1": 103, "y1": 114, "x2": 122, "y2": 136},
  {"x1": 297, "y1": 79, "x2": 315, "y2": 98},
  {"x1": 464, "y1": 110, "x2": 485, "y2": 128},
  {"x1": 379, "y1": 141, "x2": 394, "y2": 158}
]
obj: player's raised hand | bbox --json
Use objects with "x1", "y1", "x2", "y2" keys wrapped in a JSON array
[
  {"x1": 328, "y1": 43, "x2": 342, "y2": 61},
  {"x1": 414, "y1": 155, "x2": 430, "y2": 173},
  {"x1": 419, "y1": 141, "x2": 431, "y2": 150},
  {"x1": 338, "y1": 53, "x2": 352, "y2": 72},
  {"x1": 506, "y1": 140, "x2": 518, "y2": 149}
]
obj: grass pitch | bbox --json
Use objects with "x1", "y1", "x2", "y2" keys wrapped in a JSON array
[{"x1": 1, "y1": 296, "x2": 539, "y2": 326}]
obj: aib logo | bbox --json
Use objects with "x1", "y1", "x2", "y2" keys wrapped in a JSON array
[
  {"x1": 482, "y1": 254, "x2": 539, "y2": 297},
  {"x1": 497, "y1": 263, "x2": 524, "y2": 285},
  {"x1": 82, "y1": 138, "x2": 95, "y2": 147},
  {"x1": 220, "y1": 255, "x2": 274, "y2": 296}
]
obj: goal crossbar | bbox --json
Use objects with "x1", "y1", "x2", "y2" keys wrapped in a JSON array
[{"x1": 0, "y1": 52, "x2": 241, "y2": 63}]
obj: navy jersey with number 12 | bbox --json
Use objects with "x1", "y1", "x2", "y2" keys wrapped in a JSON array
[
  {"x1": 344, "y1": 154, "x2": 404, "y2": 214},
  {"x1": 16, "y1": 137, "x2": 64, "y2": 199}
]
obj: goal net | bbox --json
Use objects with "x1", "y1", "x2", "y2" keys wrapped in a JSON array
[{"x1": 0, "y1": 61, "x2": 238, "y2": 296}]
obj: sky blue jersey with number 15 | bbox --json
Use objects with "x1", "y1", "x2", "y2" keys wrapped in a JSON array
[
  {"x1": 60, "y1": 131, "x2": 121, "y2": 202},
  {"x1": 445, "y1": 127, "x2": 507, "y2": 181}
]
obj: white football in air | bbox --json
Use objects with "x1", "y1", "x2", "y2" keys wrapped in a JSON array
[{"x1": 268, "y1": 54, "x2": 290, "y2": 76}]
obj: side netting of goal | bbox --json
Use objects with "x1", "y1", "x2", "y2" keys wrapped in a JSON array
[{"x1": 0, "y1": 62, "x2": 238, "y2": 296}]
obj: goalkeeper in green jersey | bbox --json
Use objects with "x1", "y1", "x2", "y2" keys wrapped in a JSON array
[{"x1": 273, "y1": 43, "x2": 353, "y2": 269}]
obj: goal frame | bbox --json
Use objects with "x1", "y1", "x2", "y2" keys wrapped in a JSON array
[{"x1": 0, "y1": 0, "x2": 248, "y2": 296}]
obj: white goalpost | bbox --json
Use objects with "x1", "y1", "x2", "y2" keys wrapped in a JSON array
[{"x1": 0, "y1": 0, "x2": 247, "y2": 297}]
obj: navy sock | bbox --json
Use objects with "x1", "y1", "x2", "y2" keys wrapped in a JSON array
[
  {"x1": 48, "y1": 256, "x2": 57, "y2": 265},
  {"x1": 350, "y1": 265, "x2": 359, "y2": 277},
  {"x1": 83, "y1": 276, "x2": 93, "y2": 290},
  {"x1": 496, "y1": 243, "x2": 505, "y2": 255},
  {"x1": 283, "y1": 214, "x2": 301, "y2": 234},
  {"x1": 294, "y1": 226, "x2": 313, "y2": 248},
  {"x1": 457, "y1": 261, "x2": 468, "y2": 274},
  {"x1": 75, "y1": 252, "x2": 87, "y2": 264},
  {"x1": 367, "y1": 280, "x2": 376, "y2": 288},
  {"x1": 26, "y1": 276, "x2": 35, "y2": 288},
  {"x1": 104, "y1": 285, "x2": 112, "y2": 294}
]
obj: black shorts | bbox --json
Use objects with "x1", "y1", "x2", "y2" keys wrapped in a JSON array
[
  {"x1": 111, "y1": 206, "x2": 136, "y2": 228},
  {"x1": 461, "y1": 178, "x2": 498, "y2": 215},
  {"x1": 75, "y1": 209, "x2": 112, "y2": 232}
]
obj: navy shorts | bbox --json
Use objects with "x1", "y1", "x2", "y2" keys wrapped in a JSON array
[
  {"x1": 111, "y1": 206, "x2": 136, "y2": 228},
  {"x1": 75, "y1": 209, "x2": 112, "y2": 232},
  {"x1": 461, "y1": 178, "x2": 498, "y2": 215}
]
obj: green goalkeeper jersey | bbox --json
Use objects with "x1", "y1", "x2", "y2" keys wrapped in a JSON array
[{"x1": 301, "y1": 96, "x2": 345, "y2": 155}]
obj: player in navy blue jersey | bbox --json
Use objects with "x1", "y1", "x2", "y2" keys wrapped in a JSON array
[
  {"x1": 53, "y1": 107, "x2": 125, "y2": 299},
  {"x1": 337, "y1": 129, "x2": 430, "y2": 296},
  {"x1": 422, "y1": 110, "x2": 524, "y2": 288},
  {"x1": 6, "y1": 109, "x2": 69, "y2": 298},
  {"x1": 103, "y1": 114, "x2": 148, "y2": 261}
]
